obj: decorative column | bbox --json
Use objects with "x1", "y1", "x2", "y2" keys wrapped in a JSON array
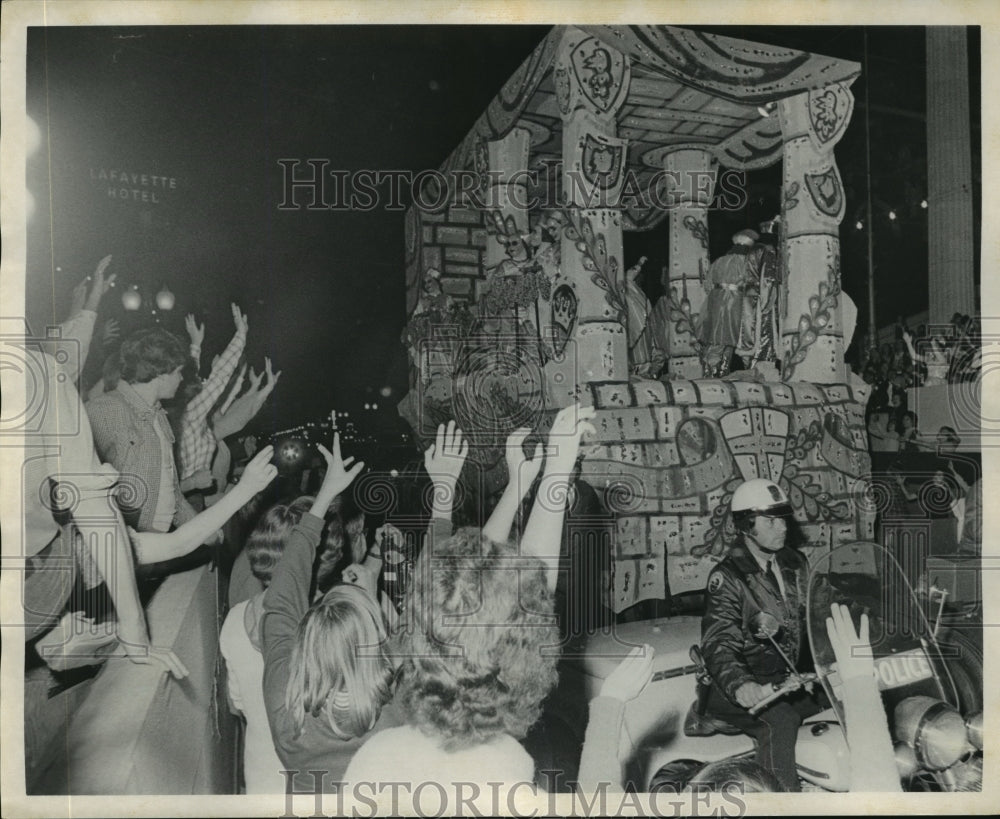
[
  {"x1": 484, "y1": 128, "x2": 532, "y2": 271},
  {"x1": 777, "y1": 82, "x2": 855, "y2": 383},
  {"x1": 663, "y1": 149, "x2": 717, "y2": 379},
  {"x1": 546, "y1": 28, "x2": 630, "y2": 403},
  {"x1": 927, "y1": 28, "x2": 975, "y2": 325}
]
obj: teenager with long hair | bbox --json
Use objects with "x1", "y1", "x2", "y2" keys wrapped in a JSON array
[{"x1": 261, "y1": 422, "x2": 400, "y2": 792}]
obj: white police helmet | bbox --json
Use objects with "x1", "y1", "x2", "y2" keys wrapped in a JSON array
[{"x1": 731, "y1": 479, "x2": 792, "y2": 517}]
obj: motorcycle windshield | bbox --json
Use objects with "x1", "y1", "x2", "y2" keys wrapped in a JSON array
[{"x1": 806, "y1": 541, "x2": 959, "y2": 724}]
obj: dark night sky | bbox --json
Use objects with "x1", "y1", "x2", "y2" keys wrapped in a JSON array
[{"x1": 25, "y1": 25, "x2": 980, "y2": 434}]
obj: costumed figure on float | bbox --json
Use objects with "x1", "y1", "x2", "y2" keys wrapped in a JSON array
[
  {"x1": 740, "y1": 218, "x2": 783, "y2": 370},
  {"x1": 621, "y1": 255, "x2": 666, "y2": 378},
  {"x1": 698, "y1": 229, "x2": 758, "y2": 376}
]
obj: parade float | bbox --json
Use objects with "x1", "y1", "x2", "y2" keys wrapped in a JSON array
[{"x1": 398, "y1": 24, "x2": 876, "y2": 611}]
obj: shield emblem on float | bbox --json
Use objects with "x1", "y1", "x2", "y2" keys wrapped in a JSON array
[
  {"x1": 569, "y1": 36, "x2": 629, "y2": 114},
  {"x1": 804, "y1": 166, "x2": 844, "y2": 219},
  {"x1": 581, "y1": 133, "x2": 625, "y2": 196},
  {"x1": 550, "y1": 283, "x2": 578, "y2": 356},
  {"x1": 808, "y1": 83, "x2": 854, "y2": 148},
  {"x1": 719, "y1": 407, "x2": 790, "y2": 482}
]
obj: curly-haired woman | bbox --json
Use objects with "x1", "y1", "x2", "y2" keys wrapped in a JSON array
[{"x1": 344, "y1": 406, "x2": 654, "y2": 806}]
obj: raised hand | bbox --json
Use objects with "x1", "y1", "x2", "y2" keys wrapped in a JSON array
[
  {"x1": 263, "y1": 356, "x2": 281, "y2": 391},
  {"x1": 544, "y1": 403, "x2": 597, "y2": 478},
  {"x1": 185, "y1": 313, "x2": 205, "y2": 347},
  {"x1": 101, "y1": 318, "x2": 121, "y2": 347},
  {"x1": 235, "y1": 445, "x2": 279, "y2": 496},
  {"x1": 424, "y1": 420, "x2": 468, "y2": 487},
  {"x1": 315, "y1": 418, "x2": 365, "y2": 511},
  {"x1": 83, "y1": 255, "x2": 116, "y2": 312},
  {"x1": 600, "y1": 644, "x2": 655, "y2": 702},
  {"x1": 825, "y1": 603, "x2": 875, "y2": 683},
  {"x1": 247, "y1": 366, "x2": 264, "y2": 392},
  {"x1": 505, "y1": 427, "x2": 543, "y2": 499},
  {"x1": 231, "y1": 303, "x2": 249, "y2": 335}
]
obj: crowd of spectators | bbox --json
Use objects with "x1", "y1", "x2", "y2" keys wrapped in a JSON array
[
  {"x1": 858, "y1": 313, "x2": 982, "y2": 558},
  {"x1": 859, "y1": 312, "x2": 981, "y2": 391},
  {"x1": 19, "y1": 258, "x2": 661, "y2": 803},
  {"x1": 19, "y1": 257, "x2": 970, "y2": 799}
]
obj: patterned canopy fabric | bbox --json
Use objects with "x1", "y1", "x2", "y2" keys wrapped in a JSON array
[{"x1": 429, "y1": 25, "x2": 860, "y2": 233}]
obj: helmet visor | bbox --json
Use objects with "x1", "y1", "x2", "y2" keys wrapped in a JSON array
[{"x1": 756, "y1": 503, "x2": 794, "y2": 519}]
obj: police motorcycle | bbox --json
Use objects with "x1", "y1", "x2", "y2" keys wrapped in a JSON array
[{"x1": 558, "y1": 538, "x2": 983, "y2": 792}]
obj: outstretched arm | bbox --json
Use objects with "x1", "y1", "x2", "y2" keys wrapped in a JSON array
[
  {"x1": 183, "y1": 304, "x2": 248, "y2": 426},
  {"x1": 482, "y1": 427, "x2": 542, "y2": 543},
  {"x1": 217, "y1": 362, "x2": 247, "y2": 418},
  {"x1": 423, "y1": 421, "x2": 468, "y2": 524},
  {"x1": 212, "y1": 359, "x2": 279, "y2": 440},
  {"x1": 59, "y1": 255, "x2": 115, "y2": 381},
  {"x1": 902, "y1": 331, "x2": 925, "y2": 365},
  {"x1": 185, "y1": 313, "x2": 206, "y2": 373},
  {"x1": 826, "y1": 603, "x2": 902, "y2": 792},
  {"x1": 521, "y1": 404, "x2": 596, "y2": 589},
  {"x1": 577, "y1": 644, "x2": 655, "y2": 792},
  {"x1": 132, "y1": 446, "x2": 277, "y2": 564}
]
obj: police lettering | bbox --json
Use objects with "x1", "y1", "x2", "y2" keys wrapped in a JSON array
[{"x1": 874, "y1": 650, "x2": 932, "y2": 690}]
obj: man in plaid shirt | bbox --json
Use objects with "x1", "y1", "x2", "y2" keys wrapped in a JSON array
[{"x1": 178, "y1": 303, "x2": 248, "y2": 492}]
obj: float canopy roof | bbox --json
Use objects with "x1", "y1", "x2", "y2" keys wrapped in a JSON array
[{"x1": 437, "y1": 25, "x2": 860, "y2": 230}]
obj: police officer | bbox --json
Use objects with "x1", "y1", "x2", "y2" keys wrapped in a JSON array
[{"x1": 700, "y1": 478, "x2": 823, "y2": 791}]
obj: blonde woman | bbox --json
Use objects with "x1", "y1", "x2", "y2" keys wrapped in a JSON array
[{"x1": 261, "y1": 424, "x2": 401, "y2": 792}]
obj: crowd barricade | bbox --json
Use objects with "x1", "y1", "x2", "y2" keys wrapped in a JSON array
[{"x1": 29, "y1": 561, "x2": 238, "y2": 794}]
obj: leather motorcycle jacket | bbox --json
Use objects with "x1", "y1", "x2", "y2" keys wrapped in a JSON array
[{"x1": 700, "y1": 541, "x2": 809, "y2": 704}]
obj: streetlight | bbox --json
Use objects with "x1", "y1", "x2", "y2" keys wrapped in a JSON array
[
  {"x1": 155, "y1": 286, "x2": 176, "y2": 311},
  {"x1": 122, "y1": 285, "x2": 142, "y2": 311}
]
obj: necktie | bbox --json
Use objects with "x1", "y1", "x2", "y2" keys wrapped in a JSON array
[{"x1": 768, "y1": 558, "x2": 786, "y2": 602}]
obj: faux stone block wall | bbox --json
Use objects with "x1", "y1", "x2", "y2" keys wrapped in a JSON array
[
  {"x1": 404, "y1": 198, "x2": 486, "y2": 311},
  {"x1": 576, "y1": 377, "x2": 874, "y2": 612},
  {"x1": 403, "y1": 200, "x2": 875, "y2": 615}
]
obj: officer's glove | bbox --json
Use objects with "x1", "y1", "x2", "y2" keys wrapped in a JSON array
[{"x1": 734, "y1": 681, "x2": 770, "y2": 709}]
